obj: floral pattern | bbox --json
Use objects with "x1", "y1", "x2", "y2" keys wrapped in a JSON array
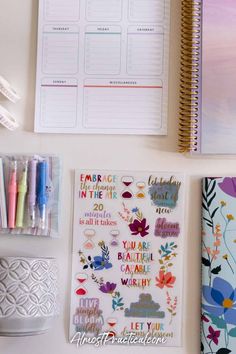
[
  {"x1": 129, "y1": 218, "x2": 149, "y2": 237},
  {"x1": 119, "y1": 204, "x2": 149, "y2": 237},
  {"x1": 79, "y1": 241, "x2": 112, "y2": 271},
  {"x1": 207, "y1": 326, "x2": 221, "y2": 345},
  {"x1": 202, "y1": 277, "x2": 236, "y2": 325},
  {"x1": 166, "y1": 292, "x2": 177, "y2": 325},
  {"x1": 155, "y1": 242, "x2": 178, "y2": 292},
  {"x1": 156, "y1": 271, "x2": 176, "y2": 289},
  {"x1": 99, "y1": 282, "x2": 116, "y2": 294},
  {"x1": 92, "y1": 275, "x2": 124, "y2": 312},
  {"x1": 218, "y1": 178, "x2": 236, "y2": 198},
  {"x1": 201, "y1": 177, "x2": 236, "y2": 354}
]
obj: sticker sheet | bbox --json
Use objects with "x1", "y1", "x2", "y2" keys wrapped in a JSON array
[{"x1": 70, "y1": 170, "x2": 185, "y2": 346}]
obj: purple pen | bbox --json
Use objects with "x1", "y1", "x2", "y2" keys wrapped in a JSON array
[{"x1": 28, "y1": 159, "x2": 37, "y2": 227}]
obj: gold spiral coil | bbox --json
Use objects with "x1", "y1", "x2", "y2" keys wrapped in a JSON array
[{"x1": 179, "y1": 0, "x2": 201, "y2": 152}]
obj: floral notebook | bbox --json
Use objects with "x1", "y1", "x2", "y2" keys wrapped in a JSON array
[
  {"x1": 201, "y1": 177, "x2": 236, "y2": 354},
  {"x1": 69, "y1": 170, "x2": 185, "y2": 346}
]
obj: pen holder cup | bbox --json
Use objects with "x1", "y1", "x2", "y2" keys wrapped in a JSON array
[{"x1": 0, "y1": 257, "x2": 59, "y2": 336}]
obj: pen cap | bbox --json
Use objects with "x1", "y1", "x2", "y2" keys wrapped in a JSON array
[
  {"x1": 18, "y1": 161, "x2": 28, "y2": 193},
  {"x1": 8, "y1": 160, "x2": 17, "y2": 192},
  {"x1": 37, "y1": 161, "x2": 48, "y2": 205},
  {"x1": 8, "y1": 160, "x2": 17, "y2": 229},
  {"x1": 29, "y1": 159, "x2": 37, "y2": 204}
]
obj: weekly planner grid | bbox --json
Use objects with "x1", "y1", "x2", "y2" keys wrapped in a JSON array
[{"x1": 35, "y1": 0, "x2": 170, "y2": 134}]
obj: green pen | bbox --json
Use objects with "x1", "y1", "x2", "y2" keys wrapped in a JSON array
[{"x1": 16, "y1": 161, "x2": 28, "y2": 228}]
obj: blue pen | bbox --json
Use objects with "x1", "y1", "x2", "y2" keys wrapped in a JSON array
[{"x1": 37, "y1": 160, "x2": 48, "y2": 229}]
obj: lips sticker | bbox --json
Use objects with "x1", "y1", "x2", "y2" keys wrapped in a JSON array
[{"x1": 76, "y1": 287, "x2": 87, "y2": 296}]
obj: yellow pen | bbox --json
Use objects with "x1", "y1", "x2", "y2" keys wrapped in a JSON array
[{"x1": 16, "y1": 161, "x2": 28, "y2": 228}]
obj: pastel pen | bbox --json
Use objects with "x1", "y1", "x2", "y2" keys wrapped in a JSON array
[
  {"x1": 0, "y1": 158, "x2": 7, "y2": 228},
  {"x1": 8, "y1": 160, "x2": 17, "y2": 229},
  {"x1": 16, "y1": 161, "x2": 28, "y2": 228},
  {"x1": 28, "y1": 159, "x2": 37, "y2": 227},
  {"x1": 37, "y1": 160, "x2": 48, "y2": 229}
]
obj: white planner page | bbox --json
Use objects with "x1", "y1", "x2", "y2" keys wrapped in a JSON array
[{"x1": 35, "y1": 0, "x2": 170, "y2": 134}]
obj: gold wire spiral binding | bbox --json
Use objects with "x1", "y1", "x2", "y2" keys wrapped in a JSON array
[{"x1": 179, "y1": 0, "x2": 201, "y2": 153}]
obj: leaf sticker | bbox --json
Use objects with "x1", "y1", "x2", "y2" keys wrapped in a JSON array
[
  {"x1": 112, "y1": 304, "x2": 116, "y2": 311},
  {"x1": 228, "y1": 327, "x2": 236, "y2": 337},
  {"x1": 216, "y1": 349, "x2": 232, "y2": 354},
  {"x1": 202, "y1": 257, "x2": 211, "y2": 267},
  {"x1": 211, "y1": 265, "x2": 222, "y2": 275},
  {"x1": 207, "y1": 314, "x2": 227, "y2": 329}
]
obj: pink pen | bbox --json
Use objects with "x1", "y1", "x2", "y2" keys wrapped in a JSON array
[{"x1": 8, "y1": 160, "x2": 17, "y2": 229}]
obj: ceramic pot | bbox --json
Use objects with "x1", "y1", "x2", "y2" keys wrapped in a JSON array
[{"x1": 0, "y1": 256, "x2": 59, "y2": 336}]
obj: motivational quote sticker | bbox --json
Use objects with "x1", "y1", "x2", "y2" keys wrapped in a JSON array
[{"x1": 70, "y1": 171, "x2": 185, "y2": 347}]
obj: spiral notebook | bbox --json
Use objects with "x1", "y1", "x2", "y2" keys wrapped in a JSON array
[
  {"x1": 179, "y1": 0, "x2": 236, "y2": 154},
  {"x1": 201, "y1": 177, "x2": 236, "y2": 354}
]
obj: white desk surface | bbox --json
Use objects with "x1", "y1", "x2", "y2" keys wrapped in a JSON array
[{"x1": 0, "y1": 1, "x2": 235, "y2": 353}]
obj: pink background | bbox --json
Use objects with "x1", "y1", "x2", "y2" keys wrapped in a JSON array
[{"x1": 202, "y1": 0, "x2": 236, "y2": 153}]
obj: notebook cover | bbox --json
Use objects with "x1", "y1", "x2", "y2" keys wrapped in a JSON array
[
  {"x1": 201, "y1": 177, "x2": 236, "y2": 353},
  {"x1": 200, "y1": 0, "x2": 236, "y2": 153},
  {"x1": 179, "y1": 0, "x2": 236, "y2": 154}
]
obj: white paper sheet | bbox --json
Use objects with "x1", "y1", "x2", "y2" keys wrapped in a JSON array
[{"x1": 35, "y1": 0, "x2": 170, "y2": 134}]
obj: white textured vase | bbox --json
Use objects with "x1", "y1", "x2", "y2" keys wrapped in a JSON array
[{"x1": 0, "y1": 257, "x2": 59, "y2": 336}]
